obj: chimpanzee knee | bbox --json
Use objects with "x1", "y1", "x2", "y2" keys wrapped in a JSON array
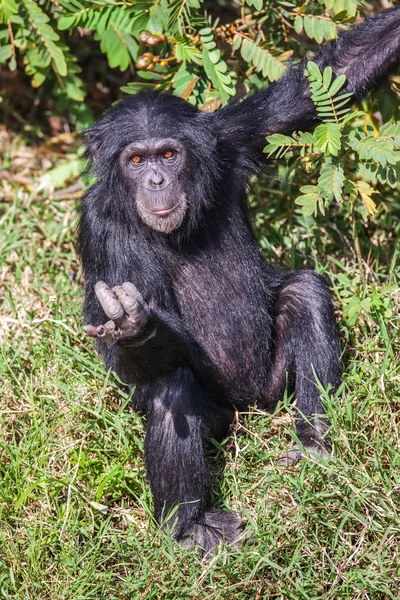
[{"x1": 267, "y1": 270, "x2": 341, "y2": 457}]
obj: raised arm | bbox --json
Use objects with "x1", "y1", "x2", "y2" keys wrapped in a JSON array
[{"x1": 216, "y1": 6, "x2": 400, "y2": 151}]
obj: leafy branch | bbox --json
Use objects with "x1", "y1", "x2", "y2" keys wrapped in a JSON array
[{"x1": 264, "y1": 62, "x2": 400, "y2": 224}]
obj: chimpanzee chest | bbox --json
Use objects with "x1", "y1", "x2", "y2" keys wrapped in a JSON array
[{"x1": 171, "y1": 259, "x2": 274, "y2": 398}]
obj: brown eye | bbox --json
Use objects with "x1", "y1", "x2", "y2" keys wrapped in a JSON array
[
  {"x1": 131, "y1": 155, "x2": 143, "y2": 164},
  {"x1": 164, "y1": 150, "x2": 175, "y2": 159}
]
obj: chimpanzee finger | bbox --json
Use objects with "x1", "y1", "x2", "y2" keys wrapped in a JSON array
[
  {"x1": 83, "y1": 320, "x2": 119, "y2": 344},
  {"x1": 94, "y1": 281, "x2": 125, "y2": 323},
  {"x1": 112, "y1": 284, "x2": 143, "y2": 318},
  {"x1": 83, "y1": 324, "x2": 98, "y2": 337},
  {"x1": 122, "y1": 282, "x2": 145, "y2": 306},
  {"x1": 112, "y1": 285, "x2": 139, "y2": 315}
]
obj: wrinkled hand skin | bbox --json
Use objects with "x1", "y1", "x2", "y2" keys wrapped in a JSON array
[{"x1": 84, "y1": 281, "x2": 156, "y2": 346}]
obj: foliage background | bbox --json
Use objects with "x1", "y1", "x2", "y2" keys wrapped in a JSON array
[{"x1": 0, "y1": 0, "x2": 399, "y2": 598}]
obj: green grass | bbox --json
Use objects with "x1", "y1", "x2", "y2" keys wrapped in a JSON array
[{"x1": 0, "y1": 136, "x2": 399, "y2": 600}]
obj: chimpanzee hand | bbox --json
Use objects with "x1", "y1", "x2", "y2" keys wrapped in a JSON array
[{"x1": 83, "y1": 281, "x2": 155, "y2": 345}]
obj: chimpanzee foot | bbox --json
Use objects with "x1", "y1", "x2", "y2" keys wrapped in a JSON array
[
  {"x1": 179, "y1": 509, "x2": 244, "y2": 557},
  {"x1": 278, "y1": 443, "x2": 330, "y2": 466},
  {"x1": 84, "y1": 281, "x2": 156, "y2": 345}
]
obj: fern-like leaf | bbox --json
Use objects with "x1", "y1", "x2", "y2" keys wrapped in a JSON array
[
  {"x1": 22, "y1": 0, "x2": 67, "y2": 76},
  {"x1": 0, "y1": 0, "x2": 18, "y2": 23},
  {"x1": 264, "y1": 132, "x2": 317, "y2": 158},
  {"x1": 348, "y1": 133, "x2": 400, "y2": 167},
  {"x1": 324, "y1": 0, "x2": 358, "y2": 18},
  {"x1": 314, "y1": 123, "x2": 342, "y2": 156},
  {"x1": 175, "y1": 35, "x2": 202, "y2": 65},
  {"x1": 167, "y1": 0, "x2": 200, "y2": 30},
  {"x1": 200, "y1": 27, "x2": 235, "y2": 104},
  {"x1": 317, "y1": 159, "x2": 344, "y2": 203},
  {"x1": 295, "y1": 185, "x2": 321, "y2": 216},
  {"x1": 306, "y1": 61, "x2": 352, "y2": 124},
  {"x1": 239, "y1": 37, "x2": 285, "y2": 82}
]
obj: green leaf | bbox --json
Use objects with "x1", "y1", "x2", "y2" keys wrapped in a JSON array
[
  {"x1": 306, "y1": 60, "x2": 321, "y2": 80},
  {"x1": 245, "y1": 0, "x2": 263, "y2": 9},
  {"x1": 121, "y1": 82, "x2": 157, "y2": 94},
  {"x1": 317, "y1": 160, "x2": 335, "y2": 202},
  {"x1": 201, "y1": 31, "x2": 235, "y2": 103},
  {"x1": 167, "y1": 0, "x2": 200, "y2": 30},
  {"x1": 264, "y1": 131, "x2": 318, "y2": 158},
  {"x1": 147, "y1": 0, "x2": 168, "y2": 32},
  {"x1": 264, "y1": 133, "x2": 295, "y2": 158},
  {"x1": 31, "y1": 69, "x2": 48, "y2": 87},
  {"x1": 329, "y1": 74, "x2": 346, "y2": 96},
  {"x1": 376, "y1": 165, "x2": 400, "y2": 188},
  {"x1": 240, "y1": 38, "x2": 285, "y2": 82},
  {"x1": 349, "y1": 134, "x2": 400, "y2": 167},
  {"x1": 332, "y1": 164, "x2": 345, "y2": 202},
  {"x1": 295, "y1": 186, "x2": 320, "y2": 216},
  {"x1": 316, "y1": 159, "x2": 345, "y2": 203},
  {"x1": 98, "y1": 28, "x2": 129, "y2": 70},
  {"x1": 172, "y1": 61, "x2": 206, "y2": 105},
  {"x1": 41, "y1": 158, "x2": 82, "y2": 189},
  {"x1": 232, "y1": 34, "x2": 242, "y2": 50},
  {"x1": 304, "y1": 16, "x2": 315, "y2": 41},
  {"x1": 320, "y1": 18, "x2": 337, "y2": 40},
  {"x1": 294, "y1": 15, "x2": 303, "y2": 34},
  {"x1": 314, "y1": 123, "x2": 342, "y2": 156},
  {"x1": 0, "y1": 0, "x2": 18, "y2": 23},
  {"x1": 322, "y1": 66, "x2": 332, "y2": 88},
  {"x1": 63, "y1": 77, "x2": 86, "y2": 102},
  {"x1": 325, "y1": 0, "x2": 358, "y2": 18},
  {"x1": 306, "y1": 62, "x2": 351, "y2": 124},
  {"x1": 175, "y1": 36, "x2": 202, "y2": 65},
  {"x1": 0, "y1": 44, "x2": 12, "y2": 62},
  {"x1": 21, "y1": 0, "x2": 67, "y2": 76},
  {"x1": 298, "y1": 15, "x2": 337, "y2": 42}
]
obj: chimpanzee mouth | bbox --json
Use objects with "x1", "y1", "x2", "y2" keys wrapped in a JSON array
[
  {"x1": 150, "y1": 205, "x2": 178, "y2": 216},
  {"x1": 137, "y1": 193, "x2": 187, "y2": 233}
]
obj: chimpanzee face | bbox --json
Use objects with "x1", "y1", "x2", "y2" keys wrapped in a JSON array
[{"x1": 119, "y1": 137, "x2": 188, "y2": 233}]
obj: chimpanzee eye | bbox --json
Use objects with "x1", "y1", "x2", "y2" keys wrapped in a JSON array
[
  {"x1": 163, "y1": 150, "x2": 175, "y2": 159},
  {"x1": 131, "y1": 155, "x2": 143, "y2": 164}
]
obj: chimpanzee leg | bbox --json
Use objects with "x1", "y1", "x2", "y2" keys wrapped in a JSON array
[
  {"x1": 143, "y1": 367, "x2": 240, "y2": 555},
  {"x1": 265, "y1": 270, "x2": 341, "y2": 464}
]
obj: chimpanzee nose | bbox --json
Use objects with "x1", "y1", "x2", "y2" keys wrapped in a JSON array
[{"x1": 149, "y1": 168, "x2": 164, "y2": 188}]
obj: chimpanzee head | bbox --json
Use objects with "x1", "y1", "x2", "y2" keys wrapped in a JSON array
[
  {"x1": 86, "y1": 93, "x2": 225, "y2": 235},
  {"x1": 118, "y1": 135, "x2": 187, "y2": 233}
]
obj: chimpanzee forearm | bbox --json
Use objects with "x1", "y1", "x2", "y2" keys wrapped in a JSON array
[
  {"x1": 116, "y1": 309, "x2": 225, "y2": 387},
  {"x1": 105, "y1": 315, "x2": 187, "y2": 383},
  {"x1": 87, "y1": 288, "x2": 219, "y2": 385},
  {"x1": 217, "y1": 6, "x2": 400, "y2": 146}
]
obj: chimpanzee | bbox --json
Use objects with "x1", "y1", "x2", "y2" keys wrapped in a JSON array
[{"x1": 78, "y1": 7, "x2": 400, "y2": 554}]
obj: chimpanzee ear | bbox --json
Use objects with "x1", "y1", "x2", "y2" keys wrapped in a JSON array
[
  {"x1": 88, "y1": 138, "x2": 102, "y2": 159},
  {"x1": 85, "y1": 129, "x2": 103, "y2": 164}
]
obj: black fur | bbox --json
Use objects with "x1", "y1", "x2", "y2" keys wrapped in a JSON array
[{"x1": 78, "y1": 7, "x2": 400, "y2": 555}]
